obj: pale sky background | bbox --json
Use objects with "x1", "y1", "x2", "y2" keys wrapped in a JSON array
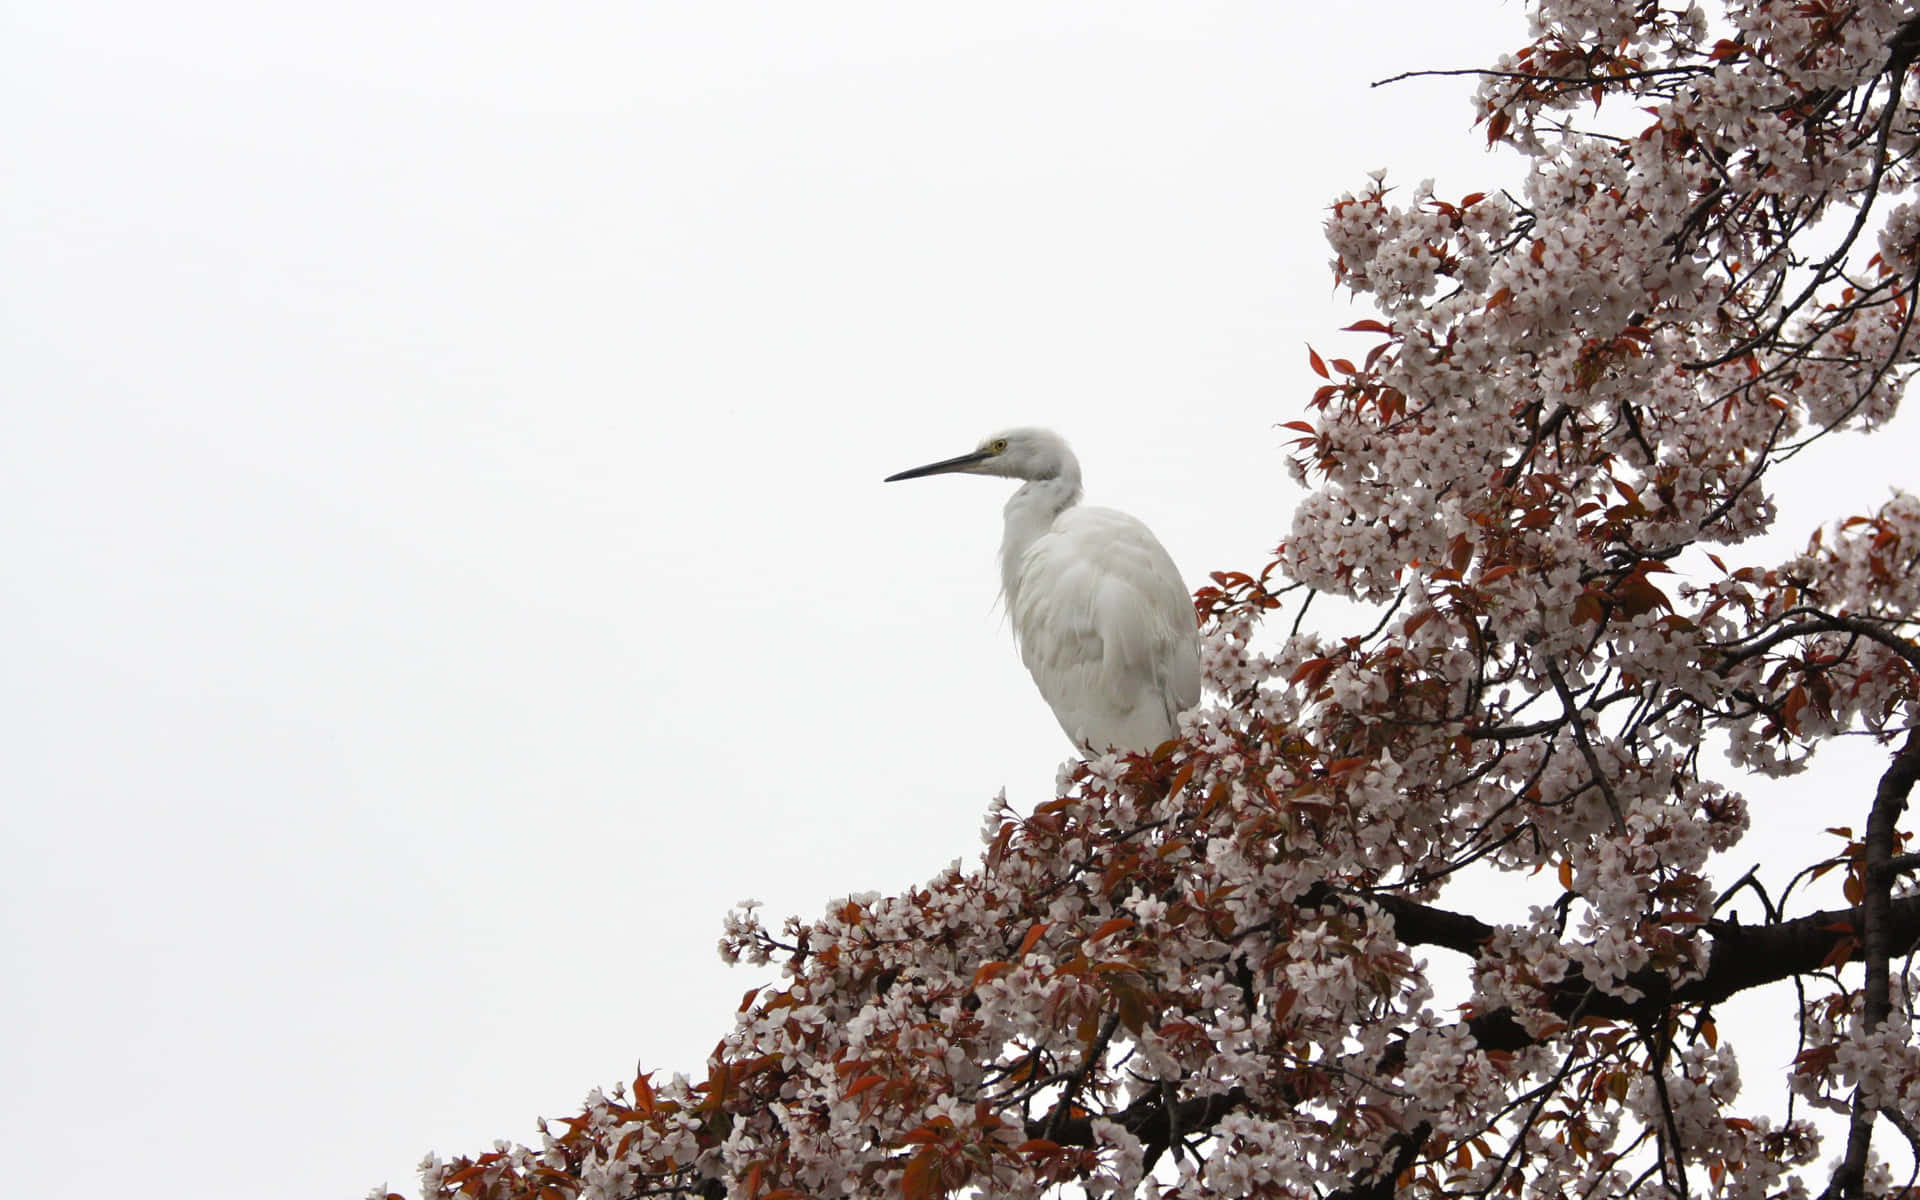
[{"x1": 5, "y1": 4, "x2": 1916, "y2": 1198}]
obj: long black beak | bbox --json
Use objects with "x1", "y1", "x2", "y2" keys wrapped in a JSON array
[{"x1": 884, "y1": 450, "x2": 994, "y2": 482}]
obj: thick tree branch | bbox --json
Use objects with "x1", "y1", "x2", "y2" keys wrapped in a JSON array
[
  {"x1": 1825, "y1": 729, "x2": 1920, "y2": 1199},
  {"x1": 1402, "y1": 892, "x2": 1920, "y2": 1048}
]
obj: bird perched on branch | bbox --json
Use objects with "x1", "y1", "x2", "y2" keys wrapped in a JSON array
[{"x1": 885, "y1": 428, "x2": 1201, "y2": 755}]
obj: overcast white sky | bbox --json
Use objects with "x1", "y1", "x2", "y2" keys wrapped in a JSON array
[{"x1": 5, "y1": 4, "x2": 1916, "y2": 1198}]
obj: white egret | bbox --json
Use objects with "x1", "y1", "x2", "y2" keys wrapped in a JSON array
[{"x1": 885, "y1": 429, "x2": 1201, "y2": 755}]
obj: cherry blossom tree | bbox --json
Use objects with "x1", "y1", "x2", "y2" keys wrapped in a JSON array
[{"x1": 392, "y1": 1, "x2": 1920, "y2": 1196}]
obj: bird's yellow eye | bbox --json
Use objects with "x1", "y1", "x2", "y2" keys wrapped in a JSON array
[{"x1": 990, "y1": 438, "x2": 1009, "y2": 454}]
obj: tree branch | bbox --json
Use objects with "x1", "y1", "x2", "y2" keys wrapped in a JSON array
[{"x1": 1825, "y1": 728, "x2": 1920, "y2": 1199}]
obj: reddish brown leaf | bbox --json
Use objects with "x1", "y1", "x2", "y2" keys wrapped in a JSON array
[
  {"x1": 901, "y1": 1148, "x2": 942, "y2": 1200},
  {"x1": 1016, "y1": 922, "x2": 1049, "y2": 959}
]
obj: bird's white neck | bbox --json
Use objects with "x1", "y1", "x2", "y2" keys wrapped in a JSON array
[{"x1": 1000, "y1": 475, "x2": 1082, "y2": 610}]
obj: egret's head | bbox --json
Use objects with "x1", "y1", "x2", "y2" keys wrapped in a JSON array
[{"x1": 884, "y1": 428, "x2": 1077, "y2": 484}]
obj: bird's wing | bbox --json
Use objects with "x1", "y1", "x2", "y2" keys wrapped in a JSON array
[{"x1": 1008, "y1": 505, "x2": 1201, "y2": 753}]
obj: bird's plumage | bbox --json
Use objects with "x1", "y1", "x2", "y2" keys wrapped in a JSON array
[{"x1": 885, "y1": 428, "x2": 1201, "y2": 755}]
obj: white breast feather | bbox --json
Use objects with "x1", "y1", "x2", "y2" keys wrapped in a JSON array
[{"x1": 1006, "y1": 505, "x2": 1201, "y2": 753}]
